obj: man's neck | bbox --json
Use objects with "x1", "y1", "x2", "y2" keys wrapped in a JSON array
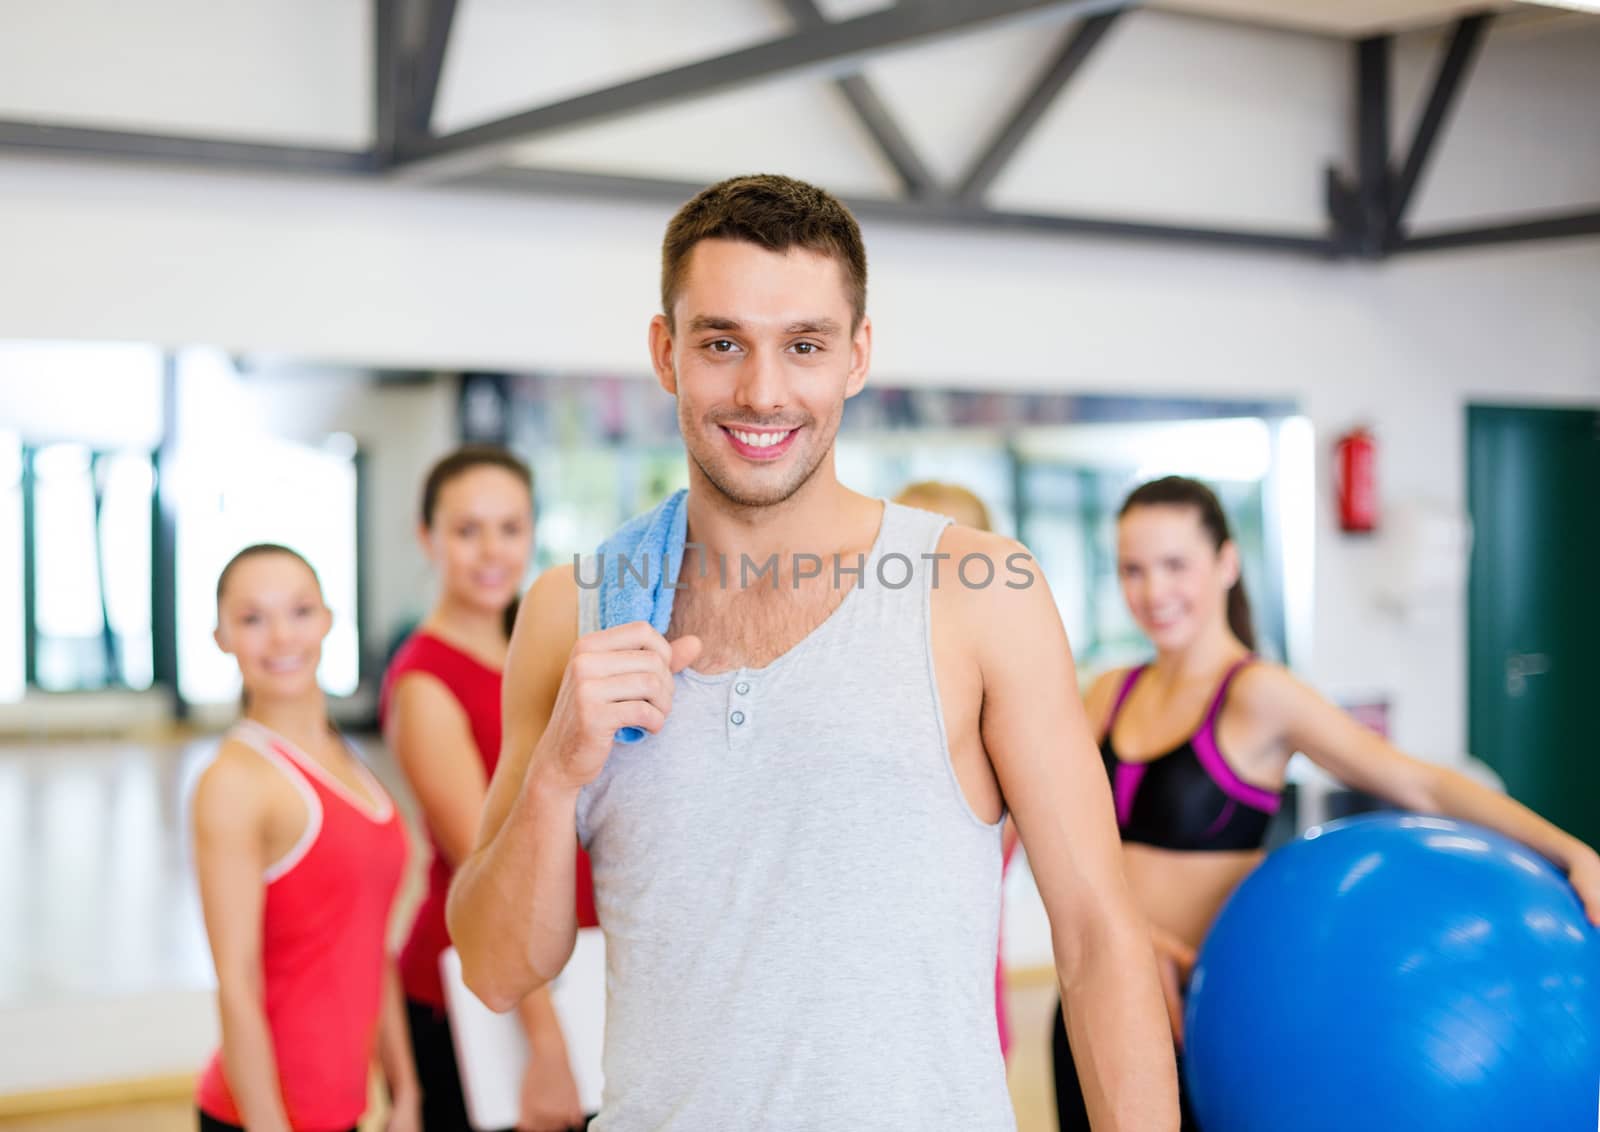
[{"x1": 684, "y1": 471, "x2": 869, "y2": 565}]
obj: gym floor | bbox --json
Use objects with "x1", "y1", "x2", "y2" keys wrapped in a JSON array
[{"x1": 0, "y1": 739, "x2": 1060, "y2": 1131}]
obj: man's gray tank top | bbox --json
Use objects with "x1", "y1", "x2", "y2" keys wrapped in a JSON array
[{"x1": 575, "y1": 500, "x2": 1015, "y2": 1131}]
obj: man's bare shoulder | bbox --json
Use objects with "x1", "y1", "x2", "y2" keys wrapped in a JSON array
[
  {"x1": 925, "y1": 524, "x2": 1063, "y2": 677},
  {"x1": 928, "y1": 523, "x2": 1048, "y2": 610}
]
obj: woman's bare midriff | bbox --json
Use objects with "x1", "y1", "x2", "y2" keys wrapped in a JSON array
[{"x1": 1122, "y1": 842, "x2": 1265, "y2": 949}]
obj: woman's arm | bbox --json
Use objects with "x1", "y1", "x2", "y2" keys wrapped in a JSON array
[
  {"x1": 385, "y1": 672, "x2": 492, "y2": 871},
  {"x1": 376, "y1": 960, "x2": 421, "y2": 1131},
  {"x1": 192, "y1": 748, "x2": 294, "y2": 1132},
  {"x1": 1255, "y1": 666, "x2": 1600, "y2": 923},
  {"x1": 388, "y1": 668, "x2": 584, "y2": 1122},
  {"x1": 515, "y1": 987, "x2": 585, "y2": 1131}
]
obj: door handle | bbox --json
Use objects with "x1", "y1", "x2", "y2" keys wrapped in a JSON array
[{"x1": 1505, "y1": 652, "x2": 1550, "y2": 698}]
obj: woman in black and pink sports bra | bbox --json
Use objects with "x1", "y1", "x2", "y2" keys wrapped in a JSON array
[
  {"x1": 1099, "y1": 656, "x2": 1280, "y2": 854},
  {"x1": 1051, "y1": 476, "x2": 1600, "y2": 1132}
]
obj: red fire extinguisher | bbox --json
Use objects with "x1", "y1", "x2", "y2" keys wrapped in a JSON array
[{"x1": 1335, "y1": 426, "x2": 1378, "y2": 533}]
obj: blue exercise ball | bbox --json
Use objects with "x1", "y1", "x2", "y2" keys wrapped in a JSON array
[{"x1": 1183, "y1": 813, "x2": 1600, "y2": 1132}]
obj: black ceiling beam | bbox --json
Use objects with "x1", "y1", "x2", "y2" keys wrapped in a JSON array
[
  {"x1": 389, "y1": 0, "x2": 1126, "y2": 181},
  {"x1": 1389, "y1": 13, "x2": 1490, "y2": 236},
  {"x1": 1400, "y1": 208, "x2": 1600, "y2": 253},
  {"x1": 955, "y1": 10, "x2": 1123, "y2": 203},
  {"x1": 462, "y1": 166, "x2": 1337, "y2": 257},
  {"x1": 408, "y1": 0, "x2": 459, "y2": 137},
  {"x1": 374, "y1": 0, "x2": 402, "y2": 166},
  {"x1": 776, "y1": 0, "x2": 936, "y2": 199},
  {"x1": 1354, "y1": 34, "x2": 1393, "y2": 259},
  {"x1": 0, "y1": 119, "x2": 373, "y2": 175},
  {"x1": 836, "y1": 73, "x2": 939, "y2": 199}
]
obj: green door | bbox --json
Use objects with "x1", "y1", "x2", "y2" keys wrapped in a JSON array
[{"x1": 1467, "y1": 405, "x2": 1600, "y2": 850}]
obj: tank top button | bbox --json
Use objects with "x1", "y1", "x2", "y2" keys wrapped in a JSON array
[
  {"x1": 734, "y1": 681, "x2": 750, "y2": 695},
  {"x1": 730, "y1": 710, "x2": 746, "y2": 726}
]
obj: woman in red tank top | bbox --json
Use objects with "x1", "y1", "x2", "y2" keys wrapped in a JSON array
[
  {"x1": 381, "y1": 447, "x2": 598, "y2": 1132},
  {"x1": 193, "y1": 544, "x2": 417, "y2": 1132}
]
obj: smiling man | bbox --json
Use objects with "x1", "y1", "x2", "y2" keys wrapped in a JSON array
[{"x1": 447, "y1": 174, "x2": 1178, "y2": 1131}]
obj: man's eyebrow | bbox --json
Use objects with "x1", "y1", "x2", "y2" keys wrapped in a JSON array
[
  {"x1": 686, "y1": 316, "x2": 843, "y2": 335},
  {"x1": 784, "y1": 318, "x2": 842, "y2": 336},
  {"x1": 688, "y1": 316, "x2": 741, "y2": 332}
]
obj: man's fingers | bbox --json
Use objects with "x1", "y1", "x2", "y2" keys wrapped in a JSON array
[
  {"x1": 578, "y1": 621, "x2": 672, "y2": 665},
  {"x1": 571, "y1": 646, "x2": 671, "y2": 683},
  {"x1": 587, "y1": 671, "x2": 674, "y2": 717}
]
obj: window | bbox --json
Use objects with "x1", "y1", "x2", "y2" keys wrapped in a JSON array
[{"x1": 30, "y1": 445, "x2": 155, "y2": 692}]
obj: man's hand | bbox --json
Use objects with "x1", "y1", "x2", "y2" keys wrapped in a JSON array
[{"x1": 535, "y1": 622, "x2": 701, "y2": 793}]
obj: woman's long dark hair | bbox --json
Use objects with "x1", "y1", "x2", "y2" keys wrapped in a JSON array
[
  {"x1": 420, "y1": 446, "x2": 534, "y2": 640},
  {"x1": 1119, "y1": 476, "x2": 1255, "y2": 651}
]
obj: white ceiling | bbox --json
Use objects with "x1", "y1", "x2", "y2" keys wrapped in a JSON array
[{"x1": 0, "y1": 0, "x2": 1594, "y2": 235}]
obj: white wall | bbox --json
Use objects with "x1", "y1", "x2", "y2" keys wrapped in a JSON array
[{"x1": 0, "y1": 0, "x2": 369, "y2": 146}]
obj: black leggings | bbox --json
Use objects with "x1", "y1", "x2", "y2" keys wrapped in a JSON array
[
  {"x1": 407, "y1": 997, "x2": 594, "y2": 1132},
  {"x1": 1051, "y1": 998, "x2": 1200, "y2": 1131},
  {"x1": 408, "y1": 997, "x2": 485, "y2": 1132},
  {"x1": 199, "y1": 1113, "x2": 352, "y2": 1132}
]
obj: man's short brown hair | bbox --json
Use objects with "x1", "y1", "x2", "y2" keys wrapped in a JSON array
[{"x1": 660, "y1": 174, "x2": 868, "y2": 329}]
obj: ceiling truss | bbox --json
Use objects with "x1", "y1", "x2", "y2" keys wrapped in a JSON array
[{"x1": 0, "y1": 1, "x2": 1593, "y2": 260}]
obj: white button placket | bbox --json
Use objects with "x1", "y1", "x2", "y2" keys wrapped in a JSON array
[{"x1": 728, "y1": 672, "x2": 752, "y2": 745}]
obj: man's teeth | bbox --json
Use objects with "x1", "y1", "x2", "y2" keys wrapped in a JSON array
[{"x1": 731, "y1": 428, "x2": 790, "y2": 448}]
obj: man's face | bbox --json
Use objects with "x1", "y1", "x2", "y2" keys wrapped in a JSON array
[{"x1": 650, "y1": 238, "x2": 871, "y2": 510}]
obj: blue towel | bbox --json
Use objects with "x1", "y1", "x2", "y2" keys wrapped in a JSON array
[{"x1": 595, "y1": 488, "x2": 689, "y2": 743}]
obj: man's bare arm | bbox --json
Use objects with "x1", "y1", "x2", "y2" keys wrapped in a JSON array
[
  {"x1": 446, "y1": 564, "x2": 699, "y2": 1012},
  {"x1": 447, "y1": 565, "x2": 583, "y2": 1010},
  {"x1": 955, "y1": 529, "x2": 1180, "y2": 1130}
]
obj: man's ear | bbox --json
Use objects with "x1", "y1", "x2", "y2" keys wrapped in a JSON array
[
  {"x1": 844, "y1": 314, "x2": 872, "y2": 399},
  {"x1": 649, "y1": 314, "x2": 677, "y2": 395}
]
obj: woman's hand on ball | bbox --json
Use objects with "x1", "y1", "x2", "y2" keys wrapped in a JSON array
[
  {"x1": 1152, "y1": 927, "x2": 1197, "y2": 1047},
  {"x1": 1567, "y1": 847, "x2": 1600, "y2": 926}
]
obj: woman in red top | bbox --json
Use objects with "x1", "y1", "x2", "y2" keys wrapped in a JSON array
[
  {"x1": 382, "y1": 447, "x2": 597, "y2": 1132},
  {"x1": 193, "y1": 544, "x2": 417, "y2": 1132}
]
